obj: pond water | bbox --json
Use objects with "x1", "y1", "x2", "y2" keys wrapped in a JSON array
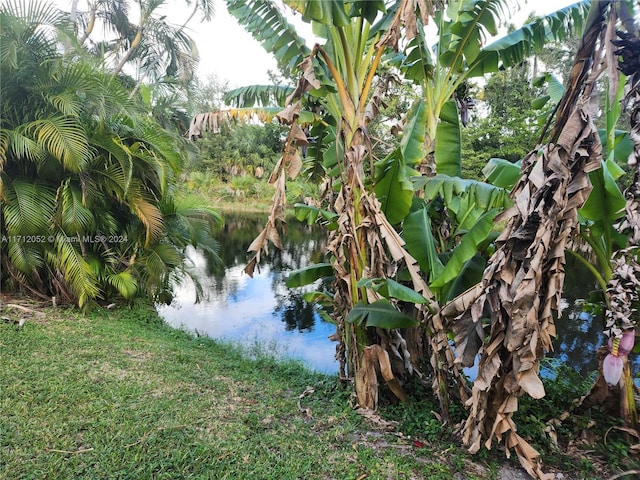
[
  {"x1": 157, "y1": 211, "x2": 639, "y2": 378},
  {"x1": 157, "y1": 213, "x2": 339, "y2": 373}
]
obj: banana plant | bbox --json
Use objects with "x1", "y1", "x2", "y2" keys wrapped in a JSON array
[
  {"x1": 194, "y1": 0, "x2": 446, "y2": 406},
  {"x1": 278, "y1": 0, "x2": 430, "y2": 399},
  {"x1": 370, "y1": 0, "x2": 592, "y2": 413},
  {"x1": 187, "y1": 0, "x2": 594, "y2": 413},
  {"x1": 439, "y1": 3, "x2": 640, "y2": 476},
  {"x1": 386, "y1": 0, "x2": 591, "y2": 178},
  {"x1": 404, "y1": 175, "x2": 512, "y2": 302},
  {"x1": 484, "y1": 67, "x2": 632, "y2": 295}
]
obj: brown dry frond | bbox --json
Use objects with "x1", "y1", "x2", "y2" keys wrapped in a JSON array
[
  {"x1": 185, "y1": 108, "x2": 281, "y2": 139},
  {"x1": 439, "y1": 3, "x2": 613, "y2": 478},
  {"x1": 244, "y1": 100, "x2": 309, "y2": 277}
]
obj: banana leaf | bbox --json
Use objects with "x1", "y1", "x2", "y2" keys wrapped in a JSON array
[
  {"x1": 435, "y1": 99, "x2": 462, "y2": 177},
  {"x1": 403, "y1": 201, "x2": 445, "y2": 279},
  {"x1": 357, "y1": 277, "x2": 429, "y2": 304},
  {"x1": 346, "y1": 299, "x2": 419, "y2": 329},
  {"x1": 482, "y1": 157, "x2": 521, "y2": 190},
  {"x1": 285, "y1": 262, "x2": 334, "y2": 287}
]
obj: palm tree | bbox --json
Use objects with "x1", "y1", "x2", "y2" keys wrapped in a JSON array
[
  {"x1": 1, "y1": 0, "x2": 221, "y2": 307},
  {"x1": 70, "y1": 0, "x2": 213, "y2": 88}
]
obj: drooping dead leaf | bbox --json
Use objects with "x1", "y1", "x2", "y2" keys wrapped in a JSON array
[
  {"x1": 441, "y1": 5, "x2": 615, "y2": 478},
  {"x1": 378, "y1": 0, "x2": 435, "y2": 51},
  {"x1": 364, "y1": 74, "x2": 399, "y2": 123},
  {"x1": 276, "y1": 100, "x2": 302, "y2": 125},
  {"x1": 284, "y1": 57, "x2": 320, "y2": 106},
  {"x1": 355, "y1": 342, "x2": 409, "y2": 409},
  {"x1": 285, "y1": 149, "x2": 302, "y2": 180},
  {"x1": 185, "y1": 108, "x2": 288, "y2": 139}
]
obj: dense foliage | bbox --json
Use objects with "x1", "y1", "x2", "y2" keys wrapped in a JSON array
[
  {"x1": 0, "y1": 1, "x2": 221, "y2": 307},
  {"x1": 3, "y1": 0, "x2": 639, "y2": 478},
  {"x1": 462, "y1": 62, "x2": 543, "y2": 179},
  {"x1": 192, "y1": 122, "x2": 285, "y2": 177},
  {"x1": 187, "y1": 1, "x2": 640, "y2": 477}
]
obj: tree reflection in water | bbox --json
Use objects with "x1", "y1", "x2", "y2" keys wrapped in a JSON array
[
  {"x1": 157, "y1": 211, "x2": 337, "y2": 373},
  {"x1": 549, "y1": 256, "x2": 640, "y2": 379},
  {"x1": 159, "y1": 212, "x2": 637, "y2": 379}
]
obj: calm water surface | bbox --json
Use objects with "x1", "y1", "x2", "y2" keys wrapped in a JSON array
[
  {"x1": 157, "y1": 212, "x2": 638, "y2": 378},
  {"x1": 157, "y1": 213, "x2": 338, "y2": 373}
]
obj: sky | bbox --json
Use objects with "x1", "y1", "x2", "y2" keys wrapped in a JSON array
[{"x1": 54, "y1": 0, "x2": 579, "y2": 88}]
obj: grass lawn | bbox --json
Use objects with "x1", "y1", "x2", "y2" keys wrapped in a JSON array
[
  {"x1": 1, "y1": 297, "x2": 638, "y2": 479},
  {"x1": 0, "y1": 299, "x2": 501, "y2": 480}
]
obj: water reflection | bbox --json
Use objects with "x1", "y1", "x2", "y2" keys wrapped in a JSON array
[
  {"x1": 157, "y1": 212, "x2": 339, "y2": 374},
  {"x1": 549, "y1": 257, "x2": 640, "y2": 378},
  {"x1": 158, "y1": 211, "x2": 638, "y2": 380}
]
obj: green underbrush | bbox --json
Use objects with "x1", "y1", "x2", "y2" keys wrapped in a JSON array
[{"x1": 182, "y1": 170, "x2": 319, "y2": 212}]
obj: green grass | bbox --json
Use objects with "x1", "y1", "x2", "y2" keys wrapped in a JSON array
[
  {"x1": 2, "y1": 302, "x2": 637, "y2": 480},
  {"x1": 182, "y1": 171, "x2": 320, "y2": 212},
  {"x1": 0, "y1": 302, "x2": 491, "y2": 480}
]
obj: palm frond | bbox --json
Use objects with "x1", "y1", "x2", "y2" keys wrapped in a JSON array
[
  {"x1": 141, "y1": 16, "x2": 196, "y2": 78},
  {"x1": 128, "y1": 184, "x2": 164, "y2": 246},
  {"x1": 0, "y1": 129, "x2": 10, "y2": 169},
  {"x1": 23, "y1": 116, "x2": 91, "y2": 172},
  {"x1": 2, "y1": 0, "x2": 67, "y2": 27},
  {"x1": 162, "y1": 196, "x2": 222, "y2": 254},
  {"x1": 136, "y1": 242, "x2": 182, "y2": 285},
  {"x1": 1, "y1": 0, "x2": 77, "y2": 82},
  {"x1": 57, "y1": 180, "x2": 95, "y2": 234},
  {"x1": 40, "y1": 62, "x2": 106, "y2": 117},
  {"x1": 7, "y1": 241, "x2": 44, "y2": 274},
  {"x1": 93, "y1": 0, "x2": 131, "y2": 40},
  {"x1": 6, "y1": 129, "x2": 47, "y2": 165},
  {"x1": 135, "y1": 120, "x2": 185, "y2": 180},
  {"x1": 194, "y1": 0, "x2": 215, "y2": 22},
  {"x1": 52, "y1": 235, "x2": 101, "y2": 306},
  {"x1": 2, "y1": 180, "x2": 55, "y2": 235},
  {"x1": 106, "y1": 270, "x2": 138, "y2": 299},
  {"x1": 90, "y1": 132, "x2": 135, "y2": 196},
  {"x1": 42, "y1": 92, "x2": 84, "y2": 117}
]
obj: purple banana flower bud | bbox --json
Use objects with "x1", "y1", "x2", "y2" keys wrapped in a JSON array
[
  {"x1": 603, "y1": 353, "x2": 624, "y2": 386},
  {"x1": 603, "y1": 330, "x2": 636, "y2": 385}
]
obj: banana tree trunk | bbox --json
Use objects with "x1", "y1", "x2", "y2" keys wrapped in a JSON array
[{"x1": 439, "y1": 2, "x2": 611, "y2": 477}]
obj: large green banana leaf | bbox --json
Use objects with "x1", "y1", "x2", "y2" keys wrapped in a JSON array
[
  {"x1": 467, "y1": 1, "x2": 590, "y2": 77},
  {"x1": 357, "y1": 277, "x2": 429, "y2": 304},
  {"x1": 404, "y1": 176, "x2": 509, "y2": 302},
  {"x1": 482, "y1": 157, "x2": 521, "y2": 190},
  {"x1": 419, "y1": 174, "x2": 511, "y2": 227},
  {"x1": 403, "y1": 201, "x2": 445, "y2": 280},
  {"x1": 285, "y1": 262, "x2": 334, "y2": 287},
  {"x1": 346, "y1": 299, "x2": 419, "y2": 329},
  {"x1": 374, "y1": 99, "x2": 426, "y2": 225},
  {"x1": 429, "y1": 208, "x2": 498, "y2": 291},
  {"x1": 434, "y1": 99, "x2": 461, "y2": 177},
  {"x1": 579, "y1": 158, "x2": 627, "y2": 249}
]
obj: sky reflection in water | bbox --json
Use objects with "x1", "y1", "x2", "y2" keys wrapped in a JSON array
[
  {"x1": 157, "y1": 213, "x2": 639, "y2": 381},
  {"x1": 157, "y1": 246, "x2": 338, "y2": 374}
]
